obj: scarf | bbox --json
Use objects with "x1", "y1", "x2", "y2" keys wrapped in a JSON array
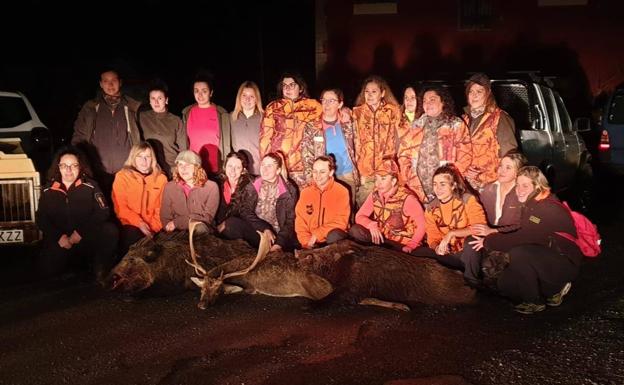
[
  {"x1": 255, "y1": 179, "x2": 280, "y2": 232},
  {"x1": 417, "y1": 115, "x2": 444, "y2": 202}
]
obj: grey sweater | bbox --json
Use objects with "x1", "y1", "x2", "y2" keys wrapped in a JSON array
[{"x1": 160, "y1": 180, "x2": 219, "y2": 230}]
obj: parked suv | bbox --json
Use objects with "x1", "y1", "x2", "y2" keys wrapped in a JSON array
[
  {"x1": 490, "y1": 78, "x2": 592, "y2": 194},
  {"x1": 0, "y1": 91, "x2": 53, "y2": 172},
  {"x1": 595, "y1": 85, "x2": 624, "y2": 173},
  {"x1": 423, "y1": 75, "x2": 593, "y2": 207}
]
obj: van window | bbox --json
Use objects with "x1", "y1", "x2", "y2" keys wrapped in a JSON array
[
  {"x1": 0, "y1": 96, "x2": 31, "y2": 129},
  {"x1": 608, "y1": 93, "x2": 624, "y2": 124},
  {"x1": 493, "y1": 83, "x2": 532, "y2": 130},
  {"x1": 554, "y1": 92, "x2": 573, "y2": 132},
  {"x1": 540, "y1": 85, "x2": 560, "y2": 132}
]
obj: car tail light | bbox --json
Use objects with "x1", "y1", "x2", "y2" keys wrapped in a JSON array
[{"x1": 599, "y1": 130, "x2": 610, "y2": 151}]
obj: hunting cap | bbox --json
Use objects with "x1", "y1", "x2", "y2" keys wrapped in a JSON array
[
  {"x1": 175, "y1": 150, "x2": 201, "y2": 166},
  {"x1": 374, "y1": 157, "x2": 400, "y2": 178},
  {"x1": 466, "y1": 73, "x2": 491, "y2": 89}
]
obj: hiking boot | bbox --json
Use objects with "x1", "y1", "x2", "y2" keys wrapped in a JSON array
[
  {"x1": 514, "y1": 302, "x2": 546, "y2": 314},
  {"x1": 546, "y1": 282, "x2": 572, "y2": 307}
]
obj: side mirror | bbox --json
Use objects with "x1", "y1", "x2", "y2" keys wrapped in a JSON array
[{"x1": 574, "y1": 117, "x2": 591, "y2": 132}]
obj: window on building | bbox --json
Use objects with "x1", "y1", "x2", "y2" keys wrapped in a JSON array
[{"x1": 458, "y1": 0, "x2": 494, "y2": 31}]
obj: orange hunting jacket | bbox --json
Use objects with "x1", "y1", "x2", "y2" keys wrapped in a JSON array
[
  {"x1": 295, "y1": 178, "x2": 351, "y2": 247},
  {"x1": 112, "y1": 168, "x2": 167, "y2": 232},
  {"x1": 424, "y1": 193, "x2": 486, "y2": 253},
  {"x1": 461, "y1": 107, "x2": 517, "y2": 190},
  {"x1": 397, "y1": 114, "x2": 472, "y2": 202},
  {"x1": 260, "y1": 97, "x2": 322, "y2": 174},
  {"x1": 352, "y1": 101, "x2": 401, "y2": 179}
]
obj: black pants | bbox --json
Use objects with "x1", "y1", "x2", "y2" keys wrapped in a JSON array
[
  {"x1": 221, "y1": 217, "x2": 262, "y2": 248},
  {"x1": 38, "y1": 222, "x2": 119, "y2": 279},
  {"x1": 349, "y1": 223, "x2": 436, "y2": 257},
  {"x1": 497, "y1": 244, "x2": 579, "y2": 304},
  {"x1": 460, "y1": 235, "x2": 482, "y2": 282},
  {"x1": 119, "y1": 225, "x2": 147, "y2": 257},
  {"x1": 221, "y1": 217, "x2": 299, "y2": 251}
]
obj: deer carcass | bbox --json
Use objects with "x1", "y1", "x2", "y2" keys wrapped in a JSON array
[
  {"x1": 295, "y1": 240, "x2": 476, "y2": 311},
  {"x1": 188, "y1": 230, "x2": 334, "y2": 309},
  {"x1": 108, "y1": 224, "x2": 255, "y2": 295}
]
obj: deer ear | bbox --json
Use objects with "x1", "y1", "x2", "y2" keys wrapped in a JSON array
[{"x1": 190, "y1": 277, "x2": 204, "y2": 287}]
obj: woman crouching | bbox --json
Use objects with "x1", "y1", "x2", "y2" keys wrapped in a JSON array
[
  {"x1": 160, "y1": 150, "x2": 219, "y2": 231},
  {"x1": 221, "y1": 152, "x2": 298, "y2": 251}
]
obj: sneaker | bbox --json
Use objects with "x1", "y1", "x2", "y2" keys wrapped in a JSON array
[
  {"x1": 546, "y1": 282, "x2": 572, "y2": 307},
  {"x1": 514, "y1": 302, "x2": 546, "y2": 314}
]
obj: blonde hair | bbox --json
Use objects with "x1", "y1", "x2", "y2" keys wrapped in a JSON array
[
  {"x1": 502, "y1": 150, "x2": 528, "y2": 174},
  {"x1": 354, "y1": 76, "x2": 399, "y2": 107},
  {"x1": 124, "y1": 141, "x2": 161, "y2": 175},
  {"x1": 172, "y1": 164, "x2": 208, "y2": 187},
  {"x1": 517, "y1": 166, "x2": 551, "y2": 198},
  {"x1": 232, "y1": 81, "x2": 264, "y2": 121}
]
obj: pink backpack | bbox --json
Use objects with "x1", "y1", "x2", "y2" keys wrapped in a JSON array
[{"x1": 555, "y1": 201, "x2": 601, "y2": 258}]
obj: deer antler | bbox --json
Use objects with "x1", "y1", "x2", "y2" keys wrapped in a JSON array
[
  {"x1": 222, "y1": 229, "x2": 272, "y2": 280},
  {"x1": 185, "y1": 258, "x2": 207, "y2": 276},
  {"x1": 188, "y1": 220, "x2": 204, "y2": 263}
]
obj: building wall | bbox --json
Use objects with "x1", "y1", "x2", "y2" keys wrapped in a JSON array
[{"x1": 317, "y1": 0, "x2": 624, "y2": 110}]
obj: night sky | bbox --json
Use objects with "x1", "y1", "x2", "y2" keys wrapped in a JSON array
[{"x1": 2, "y1": 0, "x2": 316, "y2": 141}]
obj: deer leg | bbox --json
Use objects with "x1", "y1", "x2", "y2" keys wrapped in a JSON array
[
  {"x1": 300, "y1": 274, "x2": 335, "y2": 300},
  {"x1": 359, "y1": 297, "x2": 410, "y2": 312},
  {"x1": 223, "y1": 284, "x2": 243, "y2": 294}
]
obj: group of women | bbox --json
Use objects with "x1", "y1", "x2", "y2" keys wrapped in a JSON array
[{"x1": 35, "y1": 72, "x2": 585, "y2": 314}]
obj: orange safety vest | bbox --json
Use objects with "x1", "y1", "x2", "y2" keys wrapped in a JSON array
[{"x1": 372, "y1": 186, "x2": 416, "y2": 246}]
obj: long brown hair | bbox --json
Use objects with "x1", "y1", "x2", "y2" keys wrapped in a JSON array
[
  {"x1": 354, "y1": 75, "x2": 399, "y2": 107},
  {"x1": 433, "y1": 164, "x2": 468, "y2": 199}
]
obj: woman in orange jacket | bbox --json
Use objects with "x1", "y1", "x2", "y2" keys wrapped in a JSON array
[
  {"x1": 398, "y1": 86, "x2": 472, "y2": 204},
  {"x1": 462, "y1": 73, "x2": 518, "y2": 191},
  {"x1": 424, "y1": 164, "x2": 487, "y2": 268},
  {"x1": 352, "y1": 76, "x2": 401, "y2": 206},
  {"x1": 259, "y1": 72, "x2": 322, "y2": 189},
  {"x1": 112, "y1": 141, "x2": 168, "y2": 255}
]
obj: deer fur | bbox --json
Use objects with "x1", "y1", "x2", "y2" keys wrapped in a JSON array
[
  {"x1": 189, "y1": 230, "x2": 334, "y2": 309},
  {"x1": 108, "y1": 226, "x2": 255, "y2": 294},
  {"x1": 296, "y1": 240, "x2": 477, "y2": 309}
]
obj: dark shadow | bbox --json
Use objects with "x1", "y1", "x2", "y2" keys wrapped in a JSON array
[
  {"x1": 317, "y1": 33, "x2": 362, "y2": 105},
  {"x1": 371, "y1": 42, "x2": 401, "y2": 96}
]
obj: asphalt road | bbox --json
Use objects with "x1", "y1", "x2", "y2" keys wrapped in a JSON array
[{"x1": 1, "y1": 170, "x2": 623, "y2": 385}]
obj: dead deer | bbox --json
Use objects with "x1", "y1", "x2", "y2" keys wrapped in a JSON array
[
  {"x1": 186, "y1": 224, "x2": 334, "y2": 309},
  {"x1": 108, "y1": 223, "x2": 254, "y2": 295},
  {"x1": 295, "y1": 240, "x2": 476, "y2": 311}
]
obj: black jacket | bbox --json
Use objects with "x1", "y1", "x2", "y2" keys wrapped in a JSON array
[
  {"x1": 36, "y1": 177, "x2": 110, "y2": 242},
  {"x1": 484, "y1": 195, "x2": 583, "y2": 266},
  {"x1": 215, "y1": 172, "x2": 252, "y2": 225},
  {"x1": 239, "y1": 176, "x2": 298, "y2": 250}
]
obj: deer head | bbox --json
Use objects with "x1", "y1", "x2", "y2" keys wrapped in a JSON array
[{"x1": 188, "y1": 225, "x2": 272, "y2": 309}]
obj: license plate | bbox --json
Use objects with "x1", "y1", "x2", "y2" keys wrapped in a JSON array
[{"x1": 0, "y1": 229, "x2": 24, "y2": 243}]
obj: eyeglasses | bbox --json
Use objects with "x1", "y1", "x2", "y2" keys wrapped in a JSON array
[
  {"x1": 59, "y1": 163, "x2": 79, "y2": 171},
  {"x1": 282, "y1": 82, "x2": 298, "y2": 89},
  {"x1": 321, "y1": 98, "x2": 339, "y2": 104}
]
